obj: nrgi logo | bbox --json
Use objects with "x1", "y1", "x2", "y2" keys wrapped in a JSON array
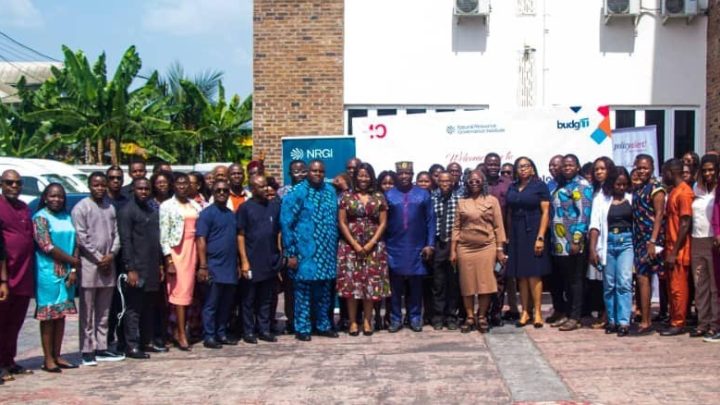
[
  {"x1": 290, "y1": 147, "x2": 334, "y2": 160},
  {"x1": 557, "y1": 118, "x2": 590, "y2": 131},
  {"x1": 290, "y1": 148, "x2": 304, "y2": 160}
]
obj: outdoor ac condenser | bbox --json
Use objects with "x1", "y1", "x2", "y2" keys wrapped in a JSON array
[
  {"x1": 661, "y1": 0, "x2": 699, "y2": 23},
  {"x1": 604, "y1": 0, "x2": 641, "y2": 16},
  {"x1": 454, "y1": 0, "x2": 490, "y2": 16}
]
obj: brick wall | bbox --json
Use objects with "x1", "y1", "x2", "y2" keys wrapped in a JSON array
[
  {"x1": 708, "y1": 0, "x2": 720, "y2": 151},
  {"x1": 253, "y1": 0, "x2": 344, "y2": 178}
]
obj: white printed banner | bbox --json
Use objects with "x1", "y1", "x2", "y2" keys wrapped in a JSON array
[
  {"x1": 611, "y1": 125, "x2": 659, "y2": 177},
  {"x1": 353, "y1": 106, "x2": 613, "y2": 180}
]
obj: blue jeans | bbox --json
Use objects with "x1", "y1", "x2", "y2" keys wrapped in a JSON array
[{"x1": 603, "y1": 231, "x2": 634, "y2": 326}]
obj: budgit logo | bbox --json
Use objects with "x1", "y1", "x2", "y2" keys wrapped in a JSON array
[
  {"x1": 557, "y1": 118, "x2": 590, "y2": 131},
  {"x1": 290, "y1": 148, "x2": 304, "y2": 160}
]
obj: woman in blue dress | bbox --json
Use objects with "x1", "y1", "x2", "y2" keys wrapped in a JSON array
[
  {"x1": 33, "y1": 183, "x2": 81, "y2": 372},
  {"x1": 505, "y1": 157, "x2": 552, "y2": 328}
]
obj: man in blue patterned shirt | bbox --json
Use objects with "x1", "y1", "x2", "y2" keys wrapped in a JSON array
[
  {"x1": 549, "y1": 154, "x2": 594, "y2": 331},
  {"x1": 280, "y1": 160, "x2": 339, "y2": 342}
]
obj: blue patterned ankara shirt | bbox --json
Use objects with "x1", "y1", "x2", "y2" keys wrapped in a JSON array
[
  {"x1": 550, "y1": 175, "x2": 593, "y2": 256},
  {"x1": 280, "y1": 180, "x2": 339, "y2": 281}
]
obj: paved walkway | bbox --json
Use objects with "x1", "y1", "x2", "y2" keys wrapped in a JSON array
[{"x1": 2, "y1": 303, "x2": 719, "y2": 404}]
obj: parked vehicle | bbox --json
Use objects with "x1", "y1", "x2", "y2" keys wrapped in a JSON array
[
  {"x1": 0, "y1": 157, "x2": 89, "y2": 193},
  {"x1": 28, "y1": 192, "x2": 88, "y2": 214},
  {"x1": 0, "y1": 163, "x2": 81, "y2": 203}
]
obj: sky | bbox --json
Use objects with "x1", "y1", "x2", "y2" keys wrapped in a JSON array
[{"x1": 0, "y1": 0, "x2": 253, "y2": 97}]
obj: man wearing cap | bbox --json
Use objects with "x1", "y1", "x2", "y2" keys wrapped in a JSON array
[{"x1": 385, "y1": 161, "x2": 436, "y2": 332}]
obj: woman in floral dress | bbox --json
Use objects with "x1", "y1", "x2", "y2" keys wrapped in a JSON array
[{"x1": 337, "y1": 163, "x2": 390, "y2": 336}]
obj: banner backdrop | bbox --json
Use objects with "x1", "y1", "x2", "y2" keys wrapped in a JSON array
[
  {"x1": 611, "y1": 125, "x2": 659, "y2": 177},
  {"x1": 281, "y1": 136, "x2": 356, "y2": 185},
  {"x1": 353, "y1": 106, "x2": 612, "y2": 180}
]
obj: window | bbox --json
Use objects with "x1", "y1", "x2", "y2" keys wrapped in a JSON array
[
  {"x1": 435, "y1": 108, "x2": 456, "y2": 113},
  {"x1": 377, "y1": 109, "x2": 397, "y2": 116},
  {"x1": 673, "y1": 110, "x2": 695, "y2": 158},
  {"x1": 347, "y1": 109, "x2": 368, "y2": 135},
  {"x1": 407, "y1": 108, "x2": 427, "y2": 115},
  {"x1": 20, "y1": 176, "x2": 41, "y2": 196},
  {"x1": 644, "y1": 110, "x2": 665, "y2": 164},
  {"x1": 615, "y1": 110, "x2": 635, "y2": 129}
]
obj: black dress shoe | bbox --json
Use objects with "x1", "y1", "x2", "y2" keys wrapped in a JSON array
[
  {"x1": 126, "y1": 348, "x2": 151, "y2": 359},
  {"x1": 203, "y1": 339, "x2": 223, "y2": 349},
  {"x1": 144, "y1": 344, "x2": 169, "y2": 353},
  {"x1": 617, "y1": 326, "x2": 630, "y2": 337},
  {"x1": 317, "y1": 330, "x2": 339, "y2": 338},
  {"x1": 243, "y1": 334, "x2": 258, "y2": 344},
  {"x1": 217, "y1": 336, "x2": 239, "y2": 345},
  {"x1": 295, "y1": 333, "x2": 311, "y2": 342},
  {"x1": 660, "y1": 327, "x2": 686, "y2": 336},
  {"x1": 410, "y1": 323, "x2": 423, "y2": 332},
  {"x1": 605, "y1": 324, "x2": 618, "y2": 334},
  {"x1": 258, "y1": 333, "x2": 278, "y2": 342}
]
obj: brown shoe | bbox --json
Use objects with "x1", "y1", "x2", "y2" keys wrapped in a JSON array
[{"x1": 559, "y1": 319, "x2": 581, "y2": 331}]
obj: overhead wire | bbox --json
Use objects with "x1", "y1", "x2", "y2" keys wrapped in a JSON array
[{"x1": 0, "y1": 30, "x2": 61, "y2": 62}]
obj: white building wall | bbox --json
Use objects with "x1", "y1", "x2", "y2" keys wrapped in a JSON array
[{"x1": 344, "y1": 0, "x2": 707, "y2": 155}]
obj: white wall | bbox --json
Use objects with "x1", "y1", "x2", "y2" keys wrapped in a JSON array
[{"x1": 344, "y1": 0, "x2": 706, "y2": 110}]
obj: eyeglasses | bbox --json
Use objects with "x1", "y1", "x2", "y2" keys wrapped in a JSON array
[
  {"x1": 108, "y1": 176, "x2": 123, "y2": 181},
  {"x1": 467, "y1": 180, "x2": 482, "y2": 185},
  {"x1": 518, "y1": 163, "x2": 532, "y2": 170},
  {"x1": 2, "y1": 179, "x2": 22, "y2": 187},
  {"x1": 214, "y1": 188, "x2": 230, "y2": 194},
  {"x1": 500, "y1": 171, "x2": 512, "y2": 176}
]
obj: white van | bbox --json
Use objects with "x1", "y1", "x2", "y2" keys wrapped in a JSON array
[
  {"x1": 26, "y1": 159, "x2": 90, "y2": 192},
  {"x1": 0, "y1": 163, "x2": 81, "y2": 203},
  {"x1": 0, "y1": 157, "x2": 89, "y2": 193}
]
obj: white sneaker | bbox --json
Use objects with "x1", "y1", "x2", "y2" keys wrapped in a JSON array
[{"x1": 703, "y1": 332, "x2": 720, "y2": 343}]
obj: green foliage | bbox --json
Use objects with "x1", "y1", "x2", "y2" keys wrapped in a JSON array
[{"x1": 0, "y1": 45, "x2": 252, "y2": 165}]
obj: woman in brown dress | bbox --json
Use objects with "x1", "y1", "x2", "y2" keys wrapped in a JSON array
[{"x1": 451, "y1": 170, "x2": 507, "y2": 333}]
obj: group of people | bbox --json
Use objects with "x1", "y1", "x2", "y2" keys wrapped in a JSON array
[{"x1": 1, "y1": 149, "x2": 719, "y2": 383}]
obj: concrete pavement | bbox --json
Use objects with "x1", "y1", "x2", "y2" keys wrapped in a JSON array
[{"x1": 2, "y1": 302, "x2": 719, "y2": 404}]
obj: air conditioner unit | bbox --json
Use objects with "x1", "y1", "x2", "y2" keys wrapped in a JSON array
[
  {"x1": 454, "y1": 0, "x2": 490, "y2": 17},
  {"x1": 661, "y1": 0, "x2": 699, "y2": 24},
  {"x1": 603, "y1": 0, "x2": 641, "y2": 25}
]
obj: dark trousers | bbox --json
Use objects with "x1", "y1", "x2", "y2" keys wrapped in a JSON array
[
  {"x1": 123, "y1": 286, "x2": 159, "y2": 350},
  {"x1": 555, "y1": 254, "x2": 586, "y2": 321},
  {"x1": 202, "y1": 282, "x2": 236, "y2": 340},
  {"x1": 241, "y1": 278, "x2": 276, "y2": 335},
  {"x1": 0, "y1": 294, "x2": 30, "y2": 367},
  {"x1": 431, "y1": 241, "x2": 459, "y2": 324},
  {"x1": 390, "y1": 274, "x2": 423, "y2": 324},
  {"x1": 550, "y1": 257, "x2": 567, "y2": 315}
]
